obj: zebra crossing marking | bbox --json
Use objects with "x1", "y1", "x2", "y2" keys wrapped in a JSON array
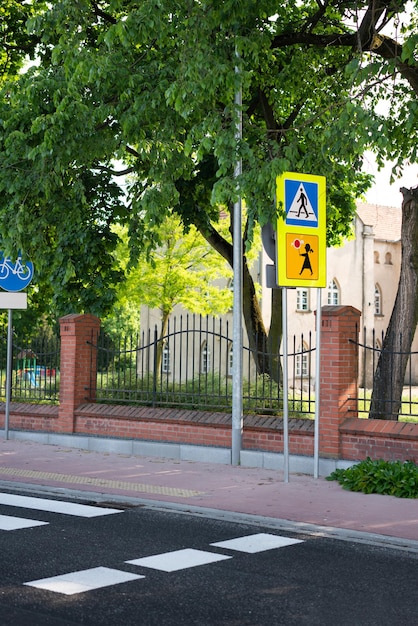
[
  {"x1": 24, "y1": 532, "x2": 305, "y2": 595},
  {"x1": 0, "y1": 492, "x2": 122, "y2": 517},
  {"x1": 24, "y1": 567, "x2": 144, "y2": 595},
  {"x1": 210, "y1": 532, "x2": 304, "y2": 553},
  {"x1": 126, "y1": 548, "x2": 232, "y2": 572},
  {"x1": 0, "y1": 514, "x2": 48, "y2": 531}
]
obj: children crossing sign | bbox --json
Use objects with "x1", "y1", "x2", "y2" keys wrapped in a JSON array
[{"x1": 276, "y1": 172, "x2": 326, "y2": 287}]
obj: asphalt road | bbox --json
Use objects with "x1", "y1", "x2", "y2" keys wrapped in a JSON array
[{"x1": 0, "y1": 491, "x2": 416, "y2": 625}]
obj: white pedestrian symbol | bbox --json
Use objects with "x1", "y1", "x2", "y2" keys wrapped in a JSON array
[{"x1": 287, "y1": 184, "x2": 316, "y2": 223}]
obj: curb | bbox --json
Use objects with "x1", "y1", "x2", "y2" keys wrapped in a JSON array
[{"x1": 2, "y1": 479, "x2": 418, "y2": 555}]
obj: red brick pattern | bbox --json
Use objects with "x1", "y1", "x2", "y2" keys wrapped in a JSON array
[
  {"x1": 58, "y1": 314, "x2": 100, "y2": 432},
  {"x1": 319, "y1": 306, "x2": 361, "y2": 458}
]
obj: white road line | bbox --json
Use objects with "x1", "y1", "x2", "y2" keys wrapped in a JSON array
[
  {"x1": 0, "y1": 514, "x2": 48, "y2": 531},
  {"x1": 0, "y1": 493, "x2": 122, "y2": 517},
  {"x1": 211, "y1": 533, "x2": 304, "y2": 553},
  {"x1": 126, "y1": 548, "x2": 232, "y2": 572},
  {"x1": 24, "y1": 567, "x2": 144, "y2": 595}
]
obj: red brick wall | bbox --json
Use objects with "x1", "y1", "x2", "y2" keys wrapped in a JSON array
[
  {"x1": 319, "y1": 306, "x2": 361, "y2": 457},
  {"x1": 2, "y1": 403, "x2": 418, "y2": 462},
  {"x1": 341, "y1": 418, "x2": 418, "y2": 463},
  {"x1": 58, "y1": 314, "x2": 100, "y2": 432}
]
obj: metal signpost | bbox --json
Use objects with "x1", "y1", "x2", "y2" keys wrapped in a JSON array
[
  {"x1": 231, "y1": 48, "x2": 243, "y2": 466},
  {"x1": 276, "y1": 172, "x2": 326, "y2": 480},
  {"x1": 0, "y1": 253, "x2": 33, "y2": 440}
]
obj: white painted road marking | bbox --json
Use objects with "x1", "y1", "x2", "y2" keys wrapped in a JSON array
[
  {"x1": 0, "y1": 514, "x2": 48, "y2": 531},
  {"x1": 0, "y1": 493, "x2": 122, "y2": 517},
  {"x1": 126, "y1": 548, "x2": 232, "y2": 572},
  {"x1": 21, "y1": 528, "x2": 304, "y2": 595},
  {"x1": 211, "y1": 533, "x2": 304, "y2": 553},
  {"x1": 24, "y1": 567, "x2": 144, "y2": 595}
]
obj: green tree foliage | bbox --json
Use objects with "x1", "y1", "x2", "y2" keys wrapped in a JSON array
[
  {"x1": 0, "y1": 1, "x2": 416, "y2": 375},
  {"x1": 0, "y1": 1, "x2": 42, "y2": 84},
  {"x1": 103, "y1": 215, "x2": 235, "y2": 336},
  {"x1": 104, "y1": 214, "x2": 238, "y2": 370}
]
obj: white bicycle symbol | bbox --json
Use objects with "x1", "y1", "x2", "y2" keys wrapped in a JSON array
[{"x1": 0, "y1": 256, "x2": 33, "y2": 282}]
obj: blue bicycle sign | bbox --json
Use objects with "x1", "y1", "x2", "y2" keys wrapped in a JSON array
[{"x1": 0, "y1": 253, "x2": 34, "y2": 292}]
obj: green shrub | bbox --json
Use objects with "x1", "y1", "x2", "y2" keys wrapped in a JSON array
[{"x1": 326, "y1": 457, "x2": 418, "y2": 499}]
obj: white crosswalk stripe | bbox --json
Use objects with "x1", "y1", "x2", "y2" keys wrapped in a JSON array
[
  {"x1": 0, "y1": 492, "x2": 122, "y2": 518},
  {"x1": 24, "y1": 567, "x2": 144, "y2": 595},
  {"x1": 0, "y1": 514, "x2": 48, "y2": 531},
  {"x1": 126, "y1": 548, "x2": 232, "y2": 572},
  {"x1": 210, "y1": 533, "x2": 304, "y2": 553}
]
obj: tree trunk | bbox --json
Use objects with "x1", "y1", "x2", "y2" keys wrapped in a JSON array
[
  {"x1": 369, "y1": 186, "x2": 418, "y2": 420},
  {"x1": 267, "y1": 287, "x2": 283, "y2": 382},
  {"x1": 155, "y1": 310, "x2": 170, "y2": 379},
  {"x1": 198, "y1": 220, "x2": 282, "y2": 380}
]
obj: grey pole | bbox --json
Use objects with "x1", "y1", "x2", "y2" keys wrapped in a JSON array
[
  {"x1": 314, "y1": 288, "x2": 322, "y2": 478},
  {"x1": 5, "y1": 308, "x2": 13, "y2": 440},
  {"x1": 282, "y1": 288, "x2": 289, "y2": 482},
  {"x1": 231, "y1": 53, "x2": 243, "y2": 466}
]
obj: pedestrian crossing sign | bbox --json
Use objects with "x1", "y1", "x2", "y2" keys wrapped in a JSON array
[
  {"x1": 285, "y1": 180, "x2": 318, "y2": 227},
  {"x1": 276, "y1": 172, "x2": 326, "y2": 287}
]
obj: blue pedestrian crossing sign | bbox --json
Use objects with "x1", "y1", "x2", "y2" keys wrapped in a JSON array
[
  {"x1": 276, "y1": 172, "x2": 326, "y2": 287},
  {"x1": 284, "y1": 179, "x2": 318, "y2": 227}
]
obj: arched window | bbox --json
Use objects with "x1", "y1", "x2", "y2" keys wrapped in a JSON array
[
  {"x1": 374, "y1": 251, "x2": 380, "y2": 264},
  {"x1": 327, "y1": 279, "x2": 340, "y2": 305},
  {"x1": 374, "y1": 284, "x2": 382, "y2": 315},
  {"x1": 385, "y1": 251, "x2": 393, "y2": 265},
  {"x1": 200, "y1": 341, "x2": 211, "y2": 374}
]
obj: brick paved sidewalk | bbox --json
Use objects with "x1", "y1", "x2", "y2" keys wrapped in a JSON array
[{"x1": 0, "y1": 437, "x2": 417, "y2": 544}]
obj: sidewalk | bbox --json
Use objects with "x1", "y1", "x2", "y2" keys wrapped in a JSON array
[{"x1": 0, "y1": 437, "x2": 417, "y2": 548}]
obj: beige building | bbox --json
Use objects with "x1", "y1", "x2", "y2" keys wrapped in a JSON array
[
  {"x1": 262, "y1": 202, "x2": 409, "y2": 387},
  {"x1": 140, "y1": 202, "x2": 415, "y2": 387}
]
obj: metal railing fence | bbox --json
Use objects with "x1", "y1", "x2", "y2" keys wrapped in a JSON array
[
  {"x1": 352, "y1": 326, "x2": 418, "y2": 420},
  {"x1": 91, "y1": 315, "x2": 315, "y2": 417},
  {"x1": 0, "y1": 331, "x2": 60, "y2": 404}
]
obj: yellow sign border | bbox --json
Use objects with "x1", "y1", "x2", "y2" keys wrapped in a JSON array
[{"x1": 276, "y1": 172, "x2": 326, "y2": 287}]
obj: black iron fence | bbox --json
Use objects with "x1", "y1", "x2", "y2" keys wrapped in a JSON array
[
  {"x1": 0, "y1": 331, "x2": 60, "y2": 404},
  {"x1": 3, "y1": 318, "x2": 417, "y2": 421},
  {"x1": 352, "y1": 327, "x2": 418, "y2": 420},
  {"x1": 92, "y1": 315, "x2": 315, "y2": 417}
]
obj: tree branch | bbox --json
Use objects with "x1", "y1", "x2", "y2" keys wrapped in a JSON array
[
  {"x1": 92, "y1": 164, "x2": 136, "y2": 176},
  {"x1": 90, "y1": 1, "x2": 117, "y2": 25},
  {"x1": 271, "y1": 31, "x2": 418, "y2": 97},
  {"x1": 197, "y1": 222, "x2": 233, "y2": 267}
]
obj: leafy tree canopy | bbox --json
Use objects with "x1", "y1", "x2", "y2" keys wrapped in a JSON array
[
  {"x1": 0, "y1": 1, "x2": 416, "y2": 320},
  {"x1": 102, "y1": 213, "x2": 238, "y2": 339}
]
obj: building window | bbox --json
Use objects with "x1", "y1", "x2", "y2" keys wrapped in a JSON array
[
  {"x1": 374, "y1": 251, "x2": 380, "y2": 264},
  {"x1": 162, "y1": 344, "x2": 170, "y2": 373},
  {"x1": 385, "y1": 251, "x2": 393, "y2": 265},
  {"x1": 374, "y1": 284, "x2": 382, "y2": 315},
  {"x1": 327, "y1": 279, "x2": 340, "y2": 305},
  {"x1": 201, "y1": 341, "x2": 211, "y2": 373},
  {"x1": 228, "y1": 344, "x2": 233, "y2": 376},
  {"x1": 296, "y1": 342, "x2": 309, "y2": 378},
  {"x1": 296, "y1": 288, "x2": 309, "y2": 311}
]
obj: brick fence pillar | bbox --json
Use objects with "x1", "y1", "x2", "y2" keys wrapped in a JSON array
[
  {"x1": 319, "y1": 305, "x2": 361, "y2": 458},
  {"x1": 58, "y1": 314, "x2": 100, "y2": 432}
]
